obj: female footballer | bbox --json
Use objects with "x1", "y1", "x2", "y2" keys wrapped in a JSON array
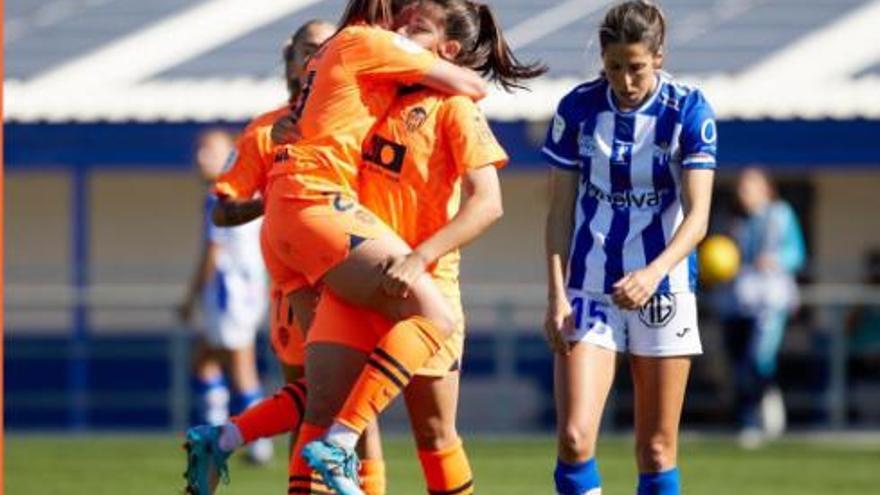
[
  {"x1": 295, "y1": 1, "x2": 544, "y2": 494},
  {"x1": 543, "y1": 2, "x2": 717, "y2": 494}
]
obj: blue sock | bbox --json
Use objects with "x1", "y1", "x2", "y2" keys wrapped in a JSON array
[
  {"x1": 231, "y1": 387, "x2": 263, "y2": 416},
  {"x1": 637, "y1": 467, "x2": 680, "y2": 495},
  {"x1": 192, "y1": 375, "x2": 229, "y2": 425},
  {"x1": 554, "y1": 457, "x2": 601, "y2": 495}
]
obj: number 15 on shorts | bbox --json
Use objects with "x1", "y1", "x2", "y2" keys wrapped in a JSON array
[{"x1": 570, "y1": 295, "x2": 610, "y2": 336}]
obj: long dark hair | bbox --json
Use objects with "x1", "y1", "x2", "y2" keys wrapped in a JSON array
[
  {"x1": 422, "y1": 0, "x2": 547, "y2": 91},
  {"x1": 337, "y1": 0, "x2": 398, "y2": 28},
  {"x1": 599, "y1": 0, "x2": 666, "y2": 54}
]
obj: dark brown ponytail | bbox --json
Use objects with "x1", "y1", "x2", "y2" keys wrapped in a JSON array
[
  {"x1": 599, "y1": 0, "x2": 666, "y2": 54},
  {"x1": 337, "y1": 0, "x2": 396, "y2": 28},
  {"x1": 424, "y1": 0, "x2": 546, "y2": 91}
]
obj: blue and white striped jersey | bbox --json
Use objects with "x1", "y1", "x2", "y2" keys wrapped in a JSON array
[{"x1": 542, "y1": 74, "x2": 717, "y2": 294}]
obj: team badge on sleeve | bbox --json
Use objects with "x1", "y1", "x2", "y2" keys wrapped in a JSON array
[
  {"x1": 551, "y1": 114, "x2": 566, "y2": 144},
  {"x1": 221, "y1": 149, "x2": 238, "y2": 172},
  {"x1": 701, "y1": 119, "x2": 717, "y2": 144}
]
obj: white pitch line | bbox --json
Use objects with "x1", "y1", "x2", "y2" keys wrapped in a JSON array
[
  {"x1": 739, "y1": 0, "x2": 880, "y2": 82},
  {"x1": 29, "y1": 0, "x2": 325, "y2": 88},
  {"x1": 505, "y1": 0, "x2": 612, "y2": 50}
]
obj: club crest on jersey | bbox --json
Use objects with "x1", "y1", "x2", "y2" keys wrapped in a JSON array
[
  {"x1": 578, "y1": 124, "x2": 596, "y2": 158},
  {"x1": 638, "y1": 293, "x2": 677, "y2": 328},
  {"x1": 610, "y1": 139, "x2": 633, "y2": 166},
  {"x1": 405, "y1": 107, "x2": 428, "y2": 132},
  {"x1": 653, "y1": 141, "x2": 671, "y2": 166}
]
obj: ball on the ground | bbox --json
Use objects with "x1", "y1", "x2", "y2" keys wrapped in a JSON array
[{"x1": 698, "y1": 234, "x2": 741, "y2": 285}]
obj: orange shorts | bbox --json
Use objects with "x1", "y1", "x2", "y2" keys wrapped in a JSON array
[
  {"x1": 263, "y1": 175, "x2": 390, "y2": 291},
  {"x1": 307, "y1": 279, "x2": 465, "y2": 377}
]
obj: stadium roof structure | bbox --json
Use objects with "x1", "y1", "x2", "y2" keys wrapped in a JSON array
[{"x1": 5, "y1": 0, "x2": 880, "y2": 122}]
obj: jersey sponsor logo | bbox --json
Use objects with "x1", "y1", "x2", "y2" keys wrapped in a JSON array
[
  {"x1": 551, "y1": 114, "x2": 566, "y2": 143},
  {"x1": 587, "y1": 183, "x2": 668, "y2": 210},
  {"x1": 638, "y1": 293, "x2": 677, "y2": 328},
  {"x1": 405, "y1": 107, "x2": 428, "y2": 132},
  {"x1": 393, "y1": 33, "x2": 426, "y2": 54},
  {"x1": 701, "y1": 119, "x2": 717, "y2": 144},
  {"x1": 363, "y1": 134, "x2": 407, "y2": 174}
]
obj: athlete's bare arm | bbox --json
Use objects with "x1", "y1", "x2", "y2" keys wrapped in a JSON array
[
  {"x1": 544, "y1": 167, "x2": 579, "y2": 354},
  {"x1": 612, "y1": 168, "x2": 714, "y2": 309},
  {"x1": 381, "y1": 165, "x2": 502, "y2": 297},
  {"x1": 420, "y1": 60, "x2": 487, "y2": 101}
]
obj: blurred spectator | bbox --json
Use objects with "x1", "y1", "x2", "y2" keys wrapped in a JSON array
[
  {"x1": 722, "y1": 167, "x2": 806, "y2": 448},
  {"x1": 846, "y1": 250, "x2": 880, "y2": 379},
  {"x1": 178, "y1": 128, "x2": 272, "y2": 463}
]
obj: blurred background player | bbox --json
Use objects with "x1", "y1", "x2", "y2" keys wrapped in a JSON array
[
  {"x1": 543, "y1": 2, "x2": 717, "y2": 494},
  {"x1": 722, "y1": 167, "x2": 806, "y2": 448},
  {"x1": 178, "y1": 128, "x2": 273, "y2": 464}
]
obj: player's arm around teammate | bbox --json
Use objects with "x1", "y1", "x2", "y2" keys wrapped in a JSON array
[
  {"x1": 286, "y1": 2, "x2": 545, "y2": 494},
  {"x1": 544, "y1": 2, "x2": 717, "y2": 495}
]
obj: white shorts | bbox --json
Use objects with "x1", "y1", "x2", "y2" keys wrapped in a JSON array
[
  {"x1": 565, "y1": 290, "x2": 702, "y2": 357},
  {"x1": 201, "y1": 273, "x2": 267, "y2": 350}
]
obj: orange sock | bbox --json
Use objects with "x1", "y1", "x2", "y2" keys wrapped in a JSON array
[
  {"x1": 417, "y1": 438, "x2": 474, "y2": 495},
  {"x1": 288, "y1": 422, "x2": 330, "y2": 494},
  {"x1": 359, "y1": 458, "x2": 387, "y2": 495},
  {"x1": 336, "y1": 316, "x2": 445, "y2": 433},
  {"x1": 231, "y1": 379, "x2": 306, "y2": 444}
]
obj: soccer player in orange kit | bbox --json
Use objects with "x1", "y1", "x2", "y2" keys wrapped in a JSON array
[{"x1": 184, "y1": 1, "x2": 488, "y2": 494}]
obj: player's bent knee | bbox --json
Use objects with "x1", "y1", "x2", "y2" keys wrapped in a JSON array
[
  {"x1": 558, "y1": 424, "x2": 596, "y2": 460},
  {"x1": 412, "y1": 418, "x2": 458, "y2": 451},
  {"x1": 636, "y1": 435, "x2": 675, "y2": 472}
]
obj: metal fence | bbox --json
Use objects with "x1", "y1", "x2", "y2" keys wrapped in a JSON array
[{"x1": 6, "y1": 283, "x2": 880, "y2": 432}]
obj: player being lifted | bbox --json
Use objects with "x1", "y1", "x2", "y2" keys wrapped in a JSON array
[
  {"x1": 296, "y1": 1, "x2": 544, "y2": 494},
  {"x1": 186, "y1": 0, "x2": 487, "y2": 494},
  {"x1": 182, "y1": 20, "x2": 391, "y2": 495},
  {"x1": 543, "y1": 2, "x2": 717, "y2": 494}
]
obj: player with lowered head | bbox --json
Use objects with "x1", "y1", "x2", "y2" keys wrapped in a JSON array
[{"x1": 543, "y1": 2, "x2": 717, "y2": 494}]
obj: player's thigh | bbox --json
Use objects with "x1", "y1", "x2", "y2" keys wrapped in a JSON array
[
  {"x1": 403, "y1": 372, "x2": 461, "y2": 450},
  {"x1": 555, "y1": 342, "x2": 617, "y2": 461},
  {"x1": 629, "y1": 354, "x2": 691, "y2": 471},
  {"x1": 303, "y1": 342, "x2": 369, "y2": 427},
  {"x1": 322, "y1": 232, "x2": 455, "y2": 331}
]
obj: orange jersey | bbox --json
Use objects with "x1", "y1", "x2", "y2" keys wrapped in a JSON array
[
  {"x1": 214, "y1": 104, "x2": 289, "y2": 199},
  {"x1": 358, "y1": 88, "x2": 508, "y2": 286},
  {"x1": 269, "y1": 25, "x2": 438, "y2": 200}
]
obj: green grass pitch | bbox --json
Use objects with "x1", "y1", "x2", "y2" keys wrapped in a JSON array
[{"x1": 5, "y1": 434, "x2": 879, "y2": 494}]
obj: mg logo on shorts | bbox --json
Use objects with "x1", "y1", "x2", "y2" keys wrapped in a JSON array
[{"x1": 638, "y1": 293, "x2": 677, "y2": 328}]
